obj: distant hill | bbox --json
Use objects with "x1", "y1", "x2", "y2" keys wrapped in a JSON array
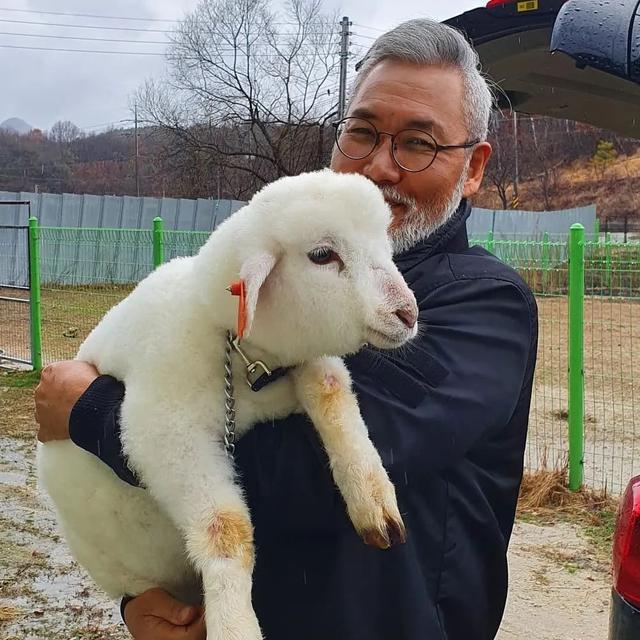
[{"x1": 0, "y1": 118, "x2": 33, "y2": 134}]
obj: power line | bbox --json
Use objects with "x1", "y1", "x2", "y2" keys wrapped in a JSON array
[
  {"x1": 0, "y1": 32, "x2": 339, "y2": 50},
  {"x1": 0, "y1": 17, "x2": 172, "y2": 33},
  {"x1": 0, "y1": 43, "x2": 166, "y2": 56},
  {"x1": 351, "y1": 22, "x2": 385, "y2": 32},
  {"x1": 0, "y1": 17, "x2": 340, "y2": 39},
  {"x1": 0, "y1": 30, "x2": 169, "y2": 45},
  {"x1": 0, "y1": 42, "x2": 339, "y2": 58},
  {"x1": 0, "y1": 6, "x2": 179, "y2": 23},
  {"x1": 79, "y1": 120, "x2": 132, "y2": 130},
  {"x1": 350, "y1": 32, "x2": 377, "y2": 41},
  {"x1": 0, "y1": 7, "x2": 337, "y2": 29}
]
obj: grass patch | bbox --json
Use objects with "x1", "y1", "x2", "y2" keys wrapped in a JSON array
[
  {"x1": 517, "y1": 467, "x2": 619, "y2": 563},
  {"x1": 584, "y1": 507, "x2": 617, "y2": 557},
  {"x1": 0, "y1": 387, "x2": 37, "y2": 441},
  {"x1": 0, "y1": 605, "x2": 22, "y2": 623},
  {"x1": 1, "y1": 370, "x2": 40, "y2": 389}
]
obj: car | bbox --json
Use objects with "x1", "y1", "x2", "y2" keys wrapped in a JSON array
[
  {"x1": 445, "y1": 0, "x2": 640, "y2": 139},
  {"x1": 445, "y1": 1, "x2": 640, "y2": 638},
  {"x1": 610, "y1": 475, "x2": 640, "y2": 639}
]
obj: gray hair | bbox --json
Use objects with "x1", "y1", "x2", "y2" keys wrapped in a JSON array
[{"x1": 350, "y1": 19, "x2": 494, "y2": 142}]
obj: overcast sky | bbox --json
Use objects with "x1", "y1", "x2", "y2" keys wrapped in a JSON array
[{"x1": 0, "y1": 0, "x2": 482, "y2": 132}]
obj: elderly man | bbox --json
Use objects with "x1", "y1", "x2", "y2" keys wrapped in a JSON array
[{"x1": 35, "y1": 18, "x2": 538, "y2": 640}]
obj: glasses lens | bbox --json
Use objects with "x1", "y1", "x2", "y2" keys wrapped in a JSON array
[
  {"x1": 394, "y1": 129, "x2": 437, "y2": 171},
  {"x1": 335, "y1": 118, "x2": 377, "y2": 160}
]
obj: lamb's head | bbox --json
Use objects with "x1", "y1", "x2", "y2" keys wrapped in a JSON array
[{"x1": 226, "y1": 170, "x2": 418, "y2": 364}]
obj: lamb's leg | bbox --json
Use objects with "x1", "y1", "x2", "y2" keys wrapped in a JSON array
[
  {"x1": 122, "y1": 395, "x2": 262, "y2": 640},
  {"x1": 293, "y1": 357, "x2": 406, "y2": 549}
]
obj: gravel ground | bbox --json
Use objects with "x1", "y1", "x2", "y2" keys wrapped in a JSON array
[{"x1": 1, "y1": 378, "x2": 612, "y2": 640}]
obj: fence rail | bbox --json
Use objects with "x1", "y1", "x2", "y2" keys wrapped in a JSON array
[{"x1": 2, "y1": 218, "x2": 638, "y2": 493}]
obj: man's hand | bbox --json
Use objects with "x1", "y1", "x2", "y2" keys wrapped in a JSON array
[
  {"x1": 35, "y1": 361, "x2": 99, "y2": 442},
  {"x1": 123, "y1": 588, "x2": 206, "y2": 640}
]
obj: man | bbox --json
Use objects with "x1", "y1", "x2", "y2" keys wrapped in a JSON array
[{"x1": 35, "y1": 18, "x2": 538, "y2": 640}]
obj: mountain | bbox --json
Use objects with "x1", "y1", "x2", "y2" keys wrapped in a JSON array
[{"x1": 0, "y1": 117, "x2": 33, "y2": 134}]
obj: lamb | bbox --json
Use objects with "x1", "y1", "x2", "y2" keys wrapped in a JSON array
[{"x1": 37, "y1": 169, "x2": 419, "y2": 640}]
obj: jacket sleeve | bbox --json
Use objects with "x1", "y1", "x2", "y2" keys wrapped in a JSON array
[
  {"x1": 69, "y1": 375, "x2": 140, "y2": 487},
  {"x1": 346, "y1": 275, "x2": 538, "y2": 473}
]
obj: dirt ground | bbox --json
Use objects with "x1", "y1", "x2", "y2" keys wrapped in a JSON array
[
  {"x1": 0, "y1": 376, "x2": 613, "y2": 640},
  {"x1": 497, "y1": 521, "x2": 611, "y2": 640}
]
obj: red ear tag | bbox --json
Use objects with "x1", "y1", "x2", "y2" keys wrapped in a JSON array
[{"x1": 228, "y1": 280, "x2": 247, "y2": 339}]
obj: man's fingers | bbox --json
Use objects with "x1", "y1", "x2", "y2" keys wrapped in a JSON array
[
  {"x1": 127, "y1": 588, "x2": 201, "y2": 626},
  {"x1": 184, "y1": 614, "x2": 207, "y2": 640},
  {"x1": 152, "y1": 589, "x2": 200, "y2": 625}
]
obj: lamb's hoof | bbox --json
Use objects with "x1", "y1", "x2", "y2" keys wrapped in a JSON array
[{"x1": 361, "y1": 515, "x2": 407, "y2": 549}]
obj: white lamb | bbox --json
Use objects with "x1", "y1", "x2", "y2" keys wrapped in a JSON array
[{"x1": 37, "y1": 169, "x2": 418, "y2": 640}]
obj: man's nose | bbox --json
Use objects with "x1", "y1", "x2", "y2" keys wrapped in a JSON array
[{"x1": 362, "y1": 137, "x2": 402, "y2": 185}]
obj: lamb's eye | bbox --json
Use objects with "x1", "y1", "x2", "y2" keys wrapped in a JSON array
[{"x1": 308, "y1": 246, "x2": 339, "y2": 265}]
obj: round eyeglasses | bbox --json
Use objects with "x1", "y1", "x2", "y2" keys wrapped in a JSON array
[{"x1": 332, "y1": 117, "x2": 480, "y2": 173}]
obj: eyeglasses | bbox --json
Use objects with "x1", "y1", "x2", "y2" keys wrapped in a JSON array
[{"x1": 332, "y1": 117, "x2": 480, "y2": 173}]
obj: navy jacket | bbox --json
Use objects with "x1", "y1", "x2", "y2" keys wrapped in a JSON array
[{"x1": 70, "y1": 200, "x2": 538, "y2": 640}]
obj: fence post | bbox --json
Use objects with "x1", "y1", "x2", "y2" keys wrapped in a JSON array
[
  {"x1": 28, "y1": 217, "x2": 43, "y2": 371},
  {"x1": 605, "y1": 231, "x2": 612, "y2": 290},
  {"x1": 153, "y1": 217, "x2": 164, "y2": 268},
  {"x1": 541, "y1": 231, "x2": 550, "y2": 290},
  {"x1": 487, "y1": 230, "x2": 494, "y2": 254},
  {"x1": 568, "y1": 223, "x2": 585, "y2": 491},
  {"x1": 593, "y1": 218, "x2": 600, "y2": 242}
]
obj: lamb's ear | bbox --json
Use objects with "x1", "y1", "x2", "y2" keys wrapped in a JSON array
[{"x1": 239, "y1": 252, "x2": 277, "y2": 336}]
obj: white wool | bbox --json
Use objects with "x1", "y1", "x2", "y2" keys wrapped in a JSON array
[{"x1": 38, "y1": 169, "x2": 417, "y2": 639}]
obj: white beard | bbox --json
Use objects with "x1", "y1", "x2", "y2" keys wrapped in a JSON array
[{"x1": 382, "y1": 167, "x2": 469, "y2": 255}]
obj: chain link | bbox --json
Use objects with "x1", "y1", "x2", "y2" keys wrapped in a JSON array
[{"x1": 223, "y1": 330, "x2": 236, "y2": 458}]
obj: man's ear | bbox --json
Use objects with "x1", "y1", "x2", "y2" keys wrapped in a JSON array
[
  {"x1": 239, "y1": 252, "x2": 277, "y2": 336},
  {"x1": 463, "y1": 141, "x2": 492, "y2": 199}
]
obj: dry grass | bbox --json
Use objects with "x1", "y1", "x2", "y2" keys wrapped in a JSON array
[
  {"x1": 0, "y1": 387, "x2": 36, "y2": 441},
  {"x1": 518, "y1": 467, "x2": 615, "y2": 514},
  {"x1": 517, "y1": 467, "x2": 619, "y2": 562},
  {"x1": 0, "y1": 605, "x2": 22, "y2": 623}
]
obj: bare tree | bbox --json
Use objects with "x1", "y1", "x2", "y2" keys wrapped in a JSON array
[
  {"x1": 138, "y1": 0, "x2": 341, "y2": 197},
  {"x1": 49, "y1": 120, "x2": 84, "y2": 146},
  {"x1": 485, "y1": 114, "x2": 517, "y2": 209},
  {"x1": 516, "y1": 116, "x2": 562, "y2": 210}
]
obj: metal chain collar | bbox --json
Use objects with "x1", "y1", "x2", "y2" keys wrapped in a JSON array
[{"x1": 223, "y1": 330, "x2": 236, "y2": 458}]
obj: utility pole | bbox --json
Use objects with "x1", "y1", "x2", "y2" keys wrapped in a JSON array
[
  {"x1": 338, "y1": 16, "x2": 351, "y2": 120},
  {"x1": 135, "y1": 102, "x2": 140, "y2": 197}
]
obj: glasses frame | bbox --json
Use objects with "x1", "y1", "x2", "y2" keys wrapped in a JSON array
[{"x1": 332, "y1": 117, "x2": 481, "y2": 173}]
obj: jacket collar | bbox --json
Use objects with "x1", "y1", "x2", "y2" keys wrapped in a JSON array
[{"x1": 393, "y1": 199, "x2": 471, "y2": 272}]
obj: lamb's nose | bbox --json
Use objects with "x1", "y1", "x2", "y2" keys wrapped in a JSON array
[{"x1": 395, "y1": 306, "x2": 417, "y2": 329}]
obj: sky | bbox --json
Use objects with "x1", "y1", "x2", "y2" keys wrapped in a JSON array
[{"x1": 0, "y1": 0, "x2": 483, "y2": 132}]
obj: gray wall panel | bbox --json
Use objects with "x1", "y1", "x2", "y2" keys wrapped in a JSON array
[{"x1": 0, "y1": 191, "x2": 597, "y2": 286}]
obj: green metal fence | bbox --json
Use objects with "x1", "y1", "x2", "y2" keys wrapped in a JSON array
[
  {"x1": 31, "y1": 224, "x2": 210, "y2": 364},
  {"x1": 2, "y1": 218, "x2": 639, "y2": 493},
  {"x1": 474, "y1": 228, "x2": 640, "y2": 493}
]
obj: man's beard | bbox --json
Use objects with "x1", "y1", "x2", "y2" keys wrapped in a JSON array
[{"x1": 381, "y1": 168, "x2": 468, "y2": 255}]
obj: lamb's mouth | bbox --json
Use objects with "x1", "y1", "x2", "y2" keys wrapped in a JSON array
[{"x1": 365, "y1": 327, "x2": 408, "y2": 349}]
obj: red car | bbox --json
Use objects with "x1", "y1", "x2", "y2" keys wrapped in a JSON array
[{"x1": 610, "y1": 475, "x2": 640, "y2": 638}]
